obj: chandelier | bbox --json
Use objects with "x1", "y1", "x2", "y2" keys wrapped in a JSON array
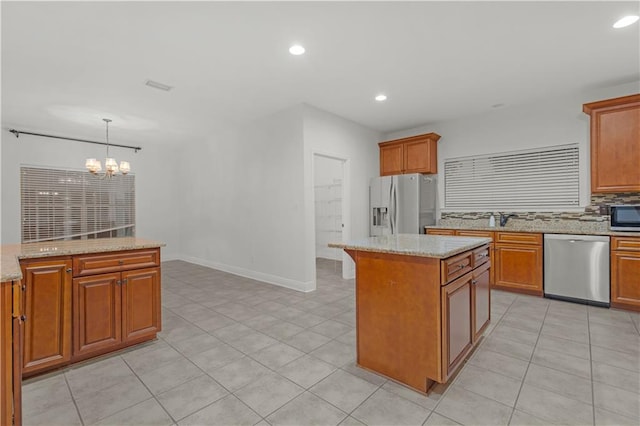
[{"x1": 85, "y1": 118, "x2": 131, "y2": 178}]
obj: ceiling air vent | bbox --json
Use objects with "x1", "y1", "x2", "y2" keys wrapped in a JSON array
[{"x1": 144, "y1": 79, "x2": 173, "y2": 91}]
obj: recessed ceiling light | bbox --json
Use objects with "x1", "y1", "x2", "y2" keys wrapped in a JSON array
[
  {"x1": 289, "y1": 45, "x2": 305, "y2": 55},
  {"x1": 375, "y1": 94, "x2": 387, "y2": 102},
  {"x1": 491, "y1": 103, "x2": 505, "y2": 108},
  {"x1": 613, "y1": 15, "x2": 639, "y2": 28}
]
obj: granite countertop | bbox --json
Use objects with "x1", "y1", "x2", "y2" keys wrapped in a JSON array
[
  {"x1": 329, "y1": 234, "x2": 491, "y2": 259},
  {"x1": 426, "y1": 220, "x2": 640, "y2": 237},
  {"x1": 1, "y1": 237, "x2": 166, "y2": 282}
]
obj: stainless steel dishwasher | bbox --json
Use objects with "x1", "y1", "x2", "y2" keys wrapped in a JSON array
[{"x1": 544, "y1": 234, "x2": 610, "y2": 306}]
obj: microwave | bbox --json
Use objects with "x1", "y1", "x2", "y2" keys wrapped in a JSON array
[{"x1": 610, "y1": 205, "x2": 640, "y2": 231}]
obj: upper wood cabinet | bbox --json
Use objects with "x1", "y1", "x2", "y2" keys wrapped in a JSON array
[
  {"x1": 379, "y1": 133, "x2": 441, "y2": 176},
  {"x1": 583, "y1": 94, "x2": 640, "y2": 193}
]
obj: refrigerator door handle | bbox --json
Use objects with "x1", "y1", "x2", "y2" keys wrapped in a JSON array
[{"x1": 390, "y1": 179, "x2": 397, "y2": 234}]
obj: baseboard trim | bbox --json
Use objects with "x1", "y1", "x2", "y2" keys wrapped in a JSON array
[{"x1": 173, "y1": 254, "x2": 316, "y2": 293}]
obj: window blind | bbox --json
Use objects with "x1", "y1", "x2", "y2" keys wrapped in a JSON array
[
  {"x1": 21, "y1": 166, "x2": 135, "y2": 243},
  {"x1": 444, "y1": 144, "x2": 580, "y2": 210}
]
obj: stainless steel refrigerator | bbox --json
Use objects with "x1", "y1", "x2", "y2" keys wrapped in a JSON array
[{"x1": 370, "y1": 173, "x2": 437, "y2": 236}]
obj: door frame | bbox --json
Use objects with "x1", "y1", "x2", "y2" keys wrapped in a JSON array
[{"x1": 311, "y1": 151, "x2": 352, "y2": 279}]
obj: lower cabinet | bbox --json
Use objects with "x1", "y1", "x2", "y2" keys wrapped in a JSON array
[
  {"x1": 494, "y1": 232, "x2": 543, "y2": 296},
  {"x1": 21, "y1": 258, "x2": 72, "y2": 375},
  {"x1": 17, "y1": 248, "x2": 161, "y2": 377},
  {"x1": 73, "y1": 273, "x2": 122, "y2": 358},
  {"x1": 441, "y1": 273, "x2": 472, "y2": 377},
  {"x1": 121, "y1": 268, "x2": 161, "y2": 342},
  {"x1": 472, "y1": 261, "x2": 491, "y2": 341},
  {"x1": 73, "y1": 267, "x2": 161, "y2": 359},
  {"x1": 440, "y1": 246, "x2": 491, "y2": 381},
  {"x1": 611, "y1": 237, "x2": 640, "y2": 311}
]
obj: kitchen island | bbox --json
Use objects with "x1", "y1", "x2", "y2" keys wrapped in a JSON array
[
  {"x1": 1, "y1": 237, "x2": 164, "y2": 425},
  {"x1": 330, "y1": 234, "x2": 491, "y2": 394}
]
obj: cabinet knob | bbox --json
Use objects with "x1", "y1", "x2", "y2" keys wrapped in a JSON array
[
  {"x1": 472, "y1": 280, "x2": 478, "y2": 285},
  {"x1": 66, "y1": 268, "x2": 72, "y2": 273},
  {"x1": 20, "y1": 315, "x2": 27, "y2": 322},
  {"x1": 117, "y1": 280, "x2": 122, "y2": 286},
  {"x1": 119, "y1": 260, "x2": 124, "y2": 265},
  {"x1": 122, "y1": 278, "x2": 127, "y2": 285}
]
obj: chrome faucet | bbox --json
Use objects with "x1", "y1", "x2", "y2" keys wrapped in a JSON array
[{"x1": 499, "y1": 213, "x2": 516, "y2": 227}]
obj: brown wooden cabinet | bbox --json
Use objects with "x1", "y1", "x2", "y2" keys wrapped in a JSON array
[
  {"x1": 21, "y1": 258, "x2": 72, "y2": 376},
  {"x1": 73, "y1": 267, "x2": 161, "y2": 360},
  {"x1": 494, "y1": 232, "x2": 543, "y2": 296},
  {"x1": 442, "y1": 273, "x2": 472, "y2": 377},
  {"x1": 1, "y1": 279, "x2": 24, "y2": 426},
  {"x1": 379, "y1": 133, "x2": 440, "y2": 176},
  {"x1": 583, "y1": 94, "x2": 640, "y2": 193},
  {"x1": 73, "y1": 273, "x2": 121, "y2": 358},
  {"x1": 611, "y1": 237, "x2": 640, "y2": 311},
  {"x1": 427, "y1": 228, "x2": 496, "y2": 286},
  {"x1": 472, "y1": 262, "x2": 491, "y2": 341}
]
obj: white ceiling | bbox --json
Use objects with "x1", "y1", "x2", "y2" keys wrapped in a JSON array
[{"x1": 2, "y1": 1, "x2": 639, "y2": 147}]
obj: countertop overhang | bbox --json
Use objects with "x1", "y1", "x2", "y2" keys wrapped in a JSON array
[
  {"x1": 329, "y1": 234, "x2": 491, "y2": 259},
  {"x1": 1, "y1": 237, "x2": 166, "y2": 281}
]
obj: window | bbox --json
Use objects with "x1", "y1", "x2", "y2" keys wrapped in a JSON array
[
  {"x1": 444, "y1": 144, "x2": 580, "y2": 211},
  {"x1": 21, "y1": 166, "x2": 135, "y2": 243}
]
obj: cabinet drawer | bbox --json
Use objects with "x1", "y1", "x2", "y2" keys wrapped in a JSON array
[
  {"x1": 495, "y1": 232, "x2": 542, "y2": 245},
  {"x1": 472, "y1": 245, "x2": 491, "y2": 267},
  {"x1": 456, "y1": 230, "x2": 495, "y2": 240},
  {"x1": 426, "y1": 228, "x2": 456, "y2": 236},
  {"x1": 612, "y1": 237, "x2": 640, "y2": 252},
  {"x1": 441, "y1": 252, "x2": 473, "y2": 285},
  {"x1": 73, "y1": 249, "x2": 160, "y2": 276}
]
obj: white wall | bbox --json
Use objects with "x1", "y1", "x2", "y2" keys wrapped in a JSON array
[
  {"x1": 0, "y1": 129, "x2": 182, "y2": 259},
  {"x1": 178, "y1": 106, "x2": 311, "y2": 291},
  {"x1": 303, "y1": 104, "x2": 381, "y2": 280},
  {"x1": 384, "y1": 81, "x2": 640, "y2": 213}
]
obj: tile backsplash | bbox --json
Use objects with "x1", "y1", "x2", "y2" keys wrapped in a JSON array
[{"x1": 440, "y1": 192, "x2": 640, "y2": 224}]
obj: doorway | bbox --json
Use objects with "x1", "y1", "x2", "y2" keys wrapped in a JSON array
[{"x1": 313, "y1": 153, "x2": 350, "y2": 279}]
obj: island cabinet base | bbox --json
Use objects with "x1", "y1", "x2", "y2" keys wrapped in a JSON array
[{"x1": 346, "y1": 244, "x2": 490, "y2": 393}]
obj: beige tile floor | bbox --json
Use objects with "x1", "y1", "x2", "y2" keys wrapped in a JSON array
[{"x1": 22, "y1": 259, "x2": 640, "y2": 425}]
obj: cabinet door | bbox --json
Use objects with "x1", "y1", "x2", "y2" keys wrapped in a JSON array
[
  {"x1": 73, "y1": 273, "x2": 122, "y2": 358},
  {"x1": 404, "y1": 138, "x2": 437, "y2": 174},
  {"x1": 590, "y1": 103, "x2": 640, "y2": 193},
  {"x1": 380, "y1": 143, "x2": 404, "y2": 176},
  {"x1": 494, "y1": 244, "x2": 543, "y2": 296},
  {"x1": 22, "y1": 259, "x2": 72, "y2": 375},
  {"x1": 472, "y1": 263, "x2": 491, "y2": 342},
  {"x1": 441, "y1": 274, "x2": 472, "y2": 379},
  {"x1": 611, "y1": 251, "x2": 640, "y2": 311},
  {"x1": 122, "y1": 267, "x2": 161, "y2": 342}
]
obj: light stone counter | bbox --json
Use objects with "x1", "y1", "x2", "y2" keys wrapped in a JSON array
[
  {"x1": 329, "y1": 234, "x2": 491, "y2": 259},
  {"x1": 1, "y1": 237, "x2": 165, "y2": 282},
  {"x1": 428, "y1": 219, "x2": 640, "y2": 237}
]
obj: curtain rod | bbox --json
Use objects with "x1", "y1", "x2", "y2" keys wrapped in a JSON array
[{"x1": 9, "y1": 129, "x2": 142, "y2": 153}]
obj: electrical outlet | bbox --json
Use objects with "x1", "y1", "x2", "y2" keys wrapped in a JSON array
[{"x1": 598, "y1": 205, "x2": 609, "y2": 215}]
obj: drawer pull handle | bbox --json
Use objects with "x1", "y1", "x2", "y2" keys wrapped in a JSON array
[
  {"x1": 119, "y1": 260, "x2": 124, "y2": 265},
  {"x1": 458, "y1": 264, "x2": 465, "y2": 270}
]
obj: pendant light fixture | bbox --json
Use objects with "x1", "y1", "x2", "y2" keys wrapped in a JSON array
[{"x1": 85, "y1": 118, "x2": 131, "y2": 178}]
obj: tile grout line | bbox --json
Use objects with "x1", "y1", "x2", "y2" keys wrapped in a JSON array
[
  {"x1": 505, "y1": 296, "x2": 550, "y2": 425},
  {"x1": 118, "y1": 355, "x2": 178, "y2": 425},
  {"x1": 587, "y1": 307, "x2": 597, "y2": 426},
  {"x1": 62, "y1": 369, "x2": 86, "y2": 426}
]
